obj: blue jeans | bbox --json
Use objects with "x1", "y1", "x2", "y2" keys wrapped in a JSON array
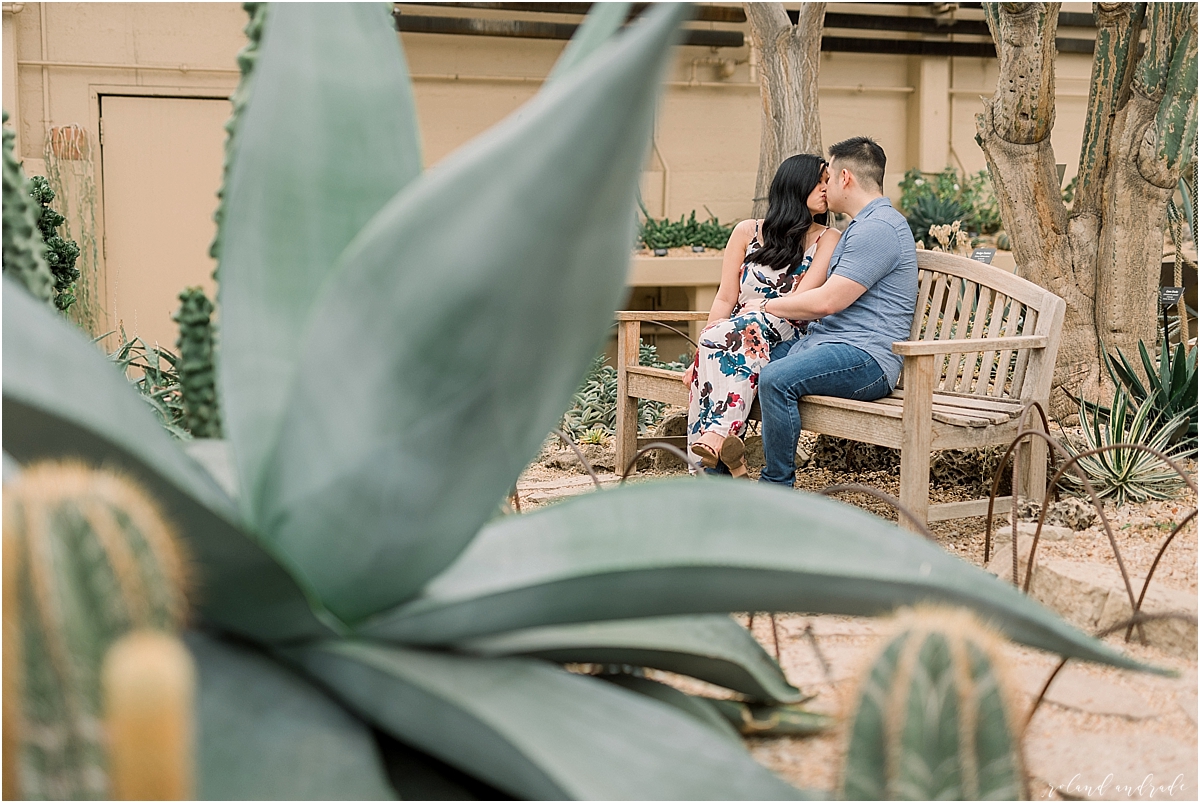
[{"x1": 757, "y1": 341, "x2": 890, "y2": 486}]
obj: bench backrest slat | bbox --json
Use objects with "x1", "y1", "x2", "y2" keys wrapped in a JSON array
[{"x1": 901, "y1": 251, "x2": 1065, "y2": 402}]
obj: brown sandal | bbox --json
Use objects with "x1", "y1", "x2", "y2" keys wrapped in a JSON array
[
  {"x1": 690, "y1": 441, "x2": 719, "y2": 469},
  {"x1": 720, "y1": 435, "x2": 749, "y2": 478}
]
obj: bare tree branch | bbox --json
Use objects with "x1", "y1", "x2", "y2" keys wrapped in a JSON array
[{"x1": 985, "y1": 2, "x2": 1059, "y2": 145}]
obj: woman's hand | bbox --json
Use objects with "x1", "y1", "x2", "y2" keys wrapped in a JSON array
[{"x1": 682, "y1": 362, "x2": 696, "y2": 386}]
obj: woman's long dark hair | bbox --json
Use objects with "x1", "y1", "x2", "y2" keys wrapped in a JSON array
[{"x1": 751, "y1": 153, "x2": 829, "y2": 273}]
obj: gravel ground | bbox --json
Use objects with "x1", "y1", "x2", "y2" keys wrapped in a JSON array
[{"x1": 516, "y1": 441, "x2": 1198, "y2": 799}]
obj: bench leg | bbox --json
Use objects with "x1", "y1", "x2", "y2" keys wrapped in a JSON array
[
  {"x1": 898, "y1": 355, "x2": 934, "y2": 531},
  {"x1": 615, "y1": 320, "x2": 641, "y2": 476},
  {"x1": 1018, "y1": 436, "x2": 1048, "y2": 508}
]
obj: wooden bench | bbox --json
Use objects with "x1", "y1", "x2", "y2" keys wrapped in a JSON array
[{"x1": 615, "y1": 250, "x2": 1066, "y2": 530}]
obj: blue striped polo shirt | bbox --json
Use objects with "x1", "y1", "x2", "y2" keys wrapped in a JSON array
[{"x1": 789, "y1": 197, "x2": 918, "y2": 388}]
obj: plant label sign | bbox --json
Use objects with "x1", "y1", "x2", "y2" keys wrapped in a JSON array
[
  {"x1": 971, "y1": 247, "x2": 996, "y2": 264},
  {"x1": 1159, "y1": 287, "x2": 1184, "y2": 307}
]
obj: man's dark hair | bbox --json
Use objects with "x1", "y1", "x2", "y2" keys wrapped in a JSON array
[{"x1": 828, "y1": 136, "x2": 886, "y2": 191}]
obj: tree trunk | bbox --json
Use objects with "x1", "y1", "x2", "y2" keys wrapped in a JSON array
[
  {"x1": 977, "y1": 2, "x2": 1197, "y2": 416},
  {"x1": 745, "y1": 3, "x2": 825, "y2": 218}
]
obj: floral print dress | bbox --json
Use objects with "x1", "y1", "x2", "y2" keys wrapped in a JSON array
[{"x1": 687, "y1": 224, "x2": 827, "y2": 450}]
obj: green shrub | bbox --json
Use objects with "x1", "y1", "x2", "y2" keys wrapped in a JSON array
[
  {"x1": 899, "y1": 167, "x2": 1002, "y2": 241},
  {"x1": 638, "y1": 207, "x2": 734, "y2": 250},
  {"x1": 561, "y1": 342, "x2": 686, "y2": 439}
]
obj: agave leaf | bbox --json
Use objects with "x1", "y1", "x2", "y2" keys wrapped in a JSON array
[
  {"x1": 187, "y1": 632, "x2": 394, "y2": 800},
  {"x1": 706, "y1": 698, "x2": 834, "y2": 737},
  {"x1": 545, "y1": 1, "x2": 632, "y2": 84},
  {"x1": 218, "y1": 2, "x2": 423, "y2": 522},
  {"x1": 291, "y1": 640, "x2": 812, "y2": 800},
  {"x1": 600, "y1": 674, "x2": 743, "y2": 743},
  {"x1": 258, "y1": 4, "x2": 690, "y2": 622},
  {"x1": 361, "y1": 480, "x2": 1164, "y2": 674},
  {"x1": 2, "y1": 280, "x2": 335, "y2": 643},
  {"x1": 456, "y1": 614, "x2": 805, "y2": 703}
]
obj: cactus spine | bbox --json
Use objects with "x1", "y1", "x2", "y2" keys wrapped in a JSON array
[
  {"x1": 840, "y1": 607, "x2": 1023, "y2": 801},
  {"x1": 4, "y1": 462, "x2": 189, "y2": 800},
  {"x1": 174, "y1": 287, "x2": 223, "y2": 438},
  {"x1": 3, "y1": 110, "x2": 54, "y2": 303}
]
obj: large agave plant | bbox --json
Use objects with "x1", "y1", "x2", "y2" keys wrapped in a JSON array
[{"x1": 3, "y1": 4, "x2": 1163, "y2": 799}]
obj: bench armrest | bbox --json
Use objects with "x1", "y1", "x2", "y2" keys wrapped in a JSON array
[
  {"x1": 892, "y1": 335, "x2": 1047, "y2": 356},
  {"x1": 616, "y1": 310, "x2": 710, "y2": 322}
]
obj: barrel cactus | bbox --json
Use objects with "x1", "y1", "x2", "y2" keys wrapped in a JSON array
[
  {"x1": 841, "y1": 607, "x2": 1024, "y2": 801},
  {"x1": 4, "y1": 461, "x2": 189, "y2": 800}
]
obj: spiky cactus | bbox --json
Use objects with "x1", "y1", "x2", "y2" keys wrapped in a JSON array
[
  {"x1": 173, "y1": 287, "x2": 222, "y2": 438},
  {"x1": 28, "y1": 175, "x2": 81, "y2": 312},
  {"x1": 4, "y1": 462, "x2": 189, "y2": 800},
  {"x1": 103, "y1": 631, "x2": 195, "y2": 800},
  {"x1": 3, "y1": 110, "x2": 54, "y2": 303},
  {"x1": 840, "y1": 608, "x2": 1024, "y2": 801}
]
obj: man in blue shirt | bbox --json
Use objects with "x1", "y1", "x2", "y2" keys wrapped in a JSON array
[{"x1": 756, "y1": 137, "x2": 918, "y2": 487}]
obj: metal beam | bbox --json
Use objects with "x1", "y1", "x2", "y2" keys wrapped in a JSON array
[
  {"x1": 393, "y1": 12, "x2": 743, "y2": 48},
  {"x1": 397, "y1": 3, "x2": 746, "y2": 24}
]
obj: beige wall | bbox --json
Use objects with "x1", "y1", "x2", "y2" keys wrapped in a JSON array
[{"x1": 3, "y1": 2, "x2": 1099, "y2": 346}]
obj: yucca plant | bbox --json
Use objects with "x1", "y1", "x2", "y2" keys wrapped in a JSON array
[
  {"x1": 2, "y1": 4, "x2": 1164, "y2": 798},
  {"x1": 1097, "y1": 338, "x2": 1197, "y2": 454},
  {"x1": 1065, "y1": 384, "x2": 1189, "y2": 505}
]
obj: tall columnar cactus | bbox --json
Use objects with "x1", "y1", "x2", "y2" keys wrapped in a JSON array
[
  {"x1": 173, "y1": 287, "x2": 222, "y2": 438},
  {"x1": 2, "y1": 111, "x2": 54, "y2": 303},
  {"x1": 4, "y1": 462, "x2": 189, "y2": 800},
  {"x1": 28, "y1": 175, "x2": 81, "y2": 312},
  {"x1": 841, "y1": 608, "x2": 1024, "y2": 801},
  {"x1": 209, "y1": 2, "x2": 268, "y2": 269}
]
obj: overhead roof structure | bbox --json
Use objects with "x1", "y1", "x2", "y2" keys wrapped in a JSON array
[{"x1": 393, "y1": 3, "x2": 1100, "y2": 56}]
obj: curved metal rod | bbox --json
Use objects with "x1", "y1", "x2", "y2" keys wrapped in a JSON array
[
  {"x1": 817, "y1": 483, "x2": 937, "y2": 541},
  {"x1": 620, "y1": 442, "x2": 701, "y2": 482},
  {"x1": 609, "y1": 318, "x2": 699, "y2": 350},
  {"x1": 1126, "y1": 508, "x2": 1197, "y2": 641},
  {"x1": 1023, "y1": 611, "x2": 1200, "y2": 731},
  {"x1": 982, "y1": 428, "x2": 1145, "y2": 640},
  {"x1": 554, "y1": 428, "x2": 603, "y2": 490},
  {"x1": 1033, "y1": 441, "x2": 1196, "y2": 643}
]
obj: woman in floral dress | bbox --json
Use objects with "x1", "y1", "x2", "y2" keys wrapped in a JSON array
[{"x1": 684, "y1": 154, "x2": 840, "y2": 477}]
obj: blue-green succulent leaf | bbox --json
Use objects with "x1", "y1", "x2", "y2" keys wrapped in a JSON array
[
  {"x1": 187, "y1": 631, "x2": 394, "y2": 800},
  {"x1": 362, "y1": 480, "x2": 1164, "y2": 674},
  {"x1": 293, "y1": 640, "x2": 811, "y2": 800},
  {"x1": 456, "y1": 614, "x2": 805, "y2": 703},
  {"x1": 2, "y1": 280, "x2": 335, "y2": 643},
  {"x1": 218, "y1": 2, "x2": 423, "y2": 522},
  {"x1": 259, "y1": 4, "x2": 690, "y2": 621},
  {"x1": 545, "y1": 2, "x2": 632, "y2": 85}
]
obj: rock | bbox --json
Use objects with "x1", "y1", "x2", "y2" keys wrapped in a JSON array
[
  {"x1": 1016, "y1": 664, "x2": 1157, "y2": 719},
  {"x1": 543, "y1": 444, "x2": 615, "y2": 474},
  {"x1": 998, "y1": 520, "x2": 1074, "y2": 542},
  {"x1": 1025, "y1": 731, "x2": 1196, "y2": 801},
  {"x1": 652, "y1": 411, "x2": 689, "y2": 470},
  {"x1": 985, "y1": 535, "x2": 1037, "y2": 584},
  {"x1": 1014, "y1": 496, "x2": 1097, "y2": 530},
  {"x1": 1028, "y1": 559, "x2": 1198, "y2": 658},
  {"x1": 745, "y1": 434, "x2": 764, "y2": 470}
]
